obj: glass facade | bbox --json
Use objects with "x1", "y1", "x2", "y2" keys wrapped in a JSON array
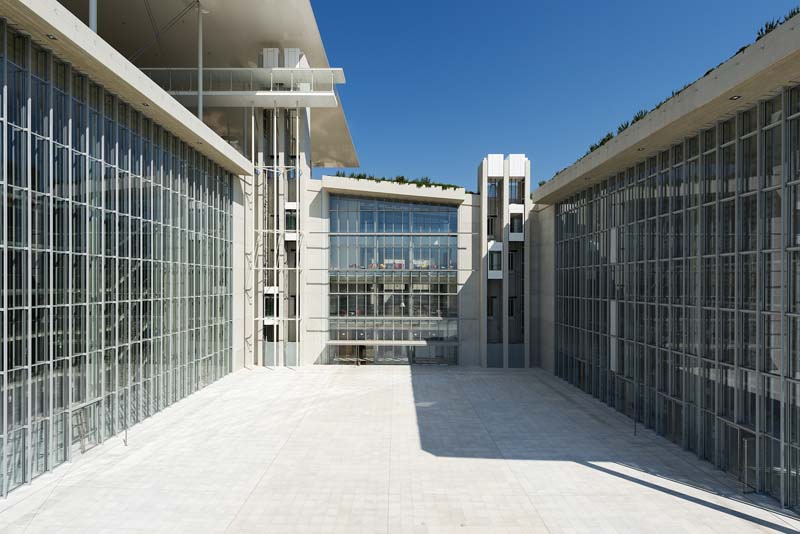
[
  {"x1": 555, "y1": 85, "x2": 800, "y2": 508},
  {"x1": 1, "y1": 24, "x2": 233, "y2": 494},
  {"x1": 327, "y1": 195, "x2": 458, "y2": 364}
]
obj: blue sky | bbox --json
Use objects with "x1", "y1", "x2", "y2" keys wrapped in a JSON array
[{"x1": 313, "y1": 0, "x2": 798, "y2": 191}]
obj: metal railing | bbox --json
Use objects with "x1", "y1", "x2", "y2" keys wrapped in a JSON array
[{"x1": 141, "y1": 67, "x2": 341, "y2": 93}]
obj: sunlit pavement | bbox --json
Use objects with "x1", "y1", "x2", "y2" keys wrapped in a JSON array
[{"x1": 0, "y1": 366, "x2": 798, "y2": 533}]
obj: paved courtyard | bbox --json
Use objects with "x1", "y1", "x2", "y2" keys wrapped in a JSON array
[{"x1": 0, "y1": 366, "x2": 798, "y2": 534}]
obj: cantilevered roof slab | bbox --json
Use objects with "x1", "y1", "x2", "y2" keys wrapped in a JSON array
[
  {"x1": 533, "y1": 14, "x2": 800, "y2": 205},
  {"x1": 3, "y1": 0, "x2": 253, "y2": 176},
  {"x1": 58, "y1": 0, "x2": 359, "y2": 168}
]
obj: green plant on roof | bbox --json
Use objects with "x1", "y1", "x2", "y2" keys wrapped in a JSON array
[
  {"x1": 586, "y1": 132, "x2": 614, "y2": 155},
  {"x1": 631, "y1": 110, "x2": 648, "y2": 124},
  {"x1": 551, "y1": 5, "x2": 800, "y2": 182},
  {"x1": 757, "y1": 19, "x2": 780, "y2": 40},
  {"x1": 333, "y1": 170, "x2": 460, "y2": 190}
]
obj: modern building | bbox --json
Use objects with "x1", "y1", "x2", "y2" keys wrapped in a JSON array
[
  {"x1": 0, "y1": 0, "x2": 533, "y2": 497},
  {"x1": 0, "y1": 0, "x2": 256, "y2": 496},
  {"x1": 530, "y1": 11, "x2": 800, "y2": 511},
  {"x1": 5, "y1": 0, "x2": 800, "y2": 517},
  {"x1": 0, "y1": 0, "x2": 357, "y2": 495},
  {"x1": 316, "y1": 177, "x2": 476, "y2": 365},
  {"x1": 479, "y1": 154, "x2": 532, "y2": 368}
]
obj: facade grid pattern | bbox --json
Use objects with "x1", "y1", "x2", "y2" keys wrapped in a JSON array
[
  {"x1": 327, "y1": 195, "x2": 458, "y2": 364},
  {"x1": 555, "y1": 84, "x2": 800, "y2": 509},
  {"x1": 1, "y1": 22, "x2": 233, "y2": 496}
]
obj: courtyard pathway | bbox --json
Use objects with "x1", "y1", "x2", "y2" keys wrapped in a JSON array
[{"x1": 0, "y1": 366, "x2": 797, "y2": 533}]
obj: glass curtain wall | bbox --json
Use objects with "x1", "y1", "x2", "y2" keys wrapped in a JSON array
[
  {"x1": 555, "y1": 84, "x2": 800, "y2": 509},
  {"x1": 1, "y1": 23, "x2": 233, "y2": 495},
  {"x1": 327, "y1": 195, "x2": 458, "y2": 364}
]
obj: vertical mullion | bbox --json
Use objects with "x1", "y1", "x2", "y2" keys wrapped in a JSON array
[
  {"x1": 137, "y1": 111, "x2": 143, "y2": 423},
  {"x1": 755, "y1": 101, "x2": 764, "y2": 492},
  {"x1": 113, "y1": 95, "x2": 118, "y2": 434},
  {"x1": 24, "y1": 33, "x2": 32, "y2": 485},
  {"x1": 655, "y1": 162, "x2": 661, "y2": 434},
  {"x1": 733, "y1": 111, "x2": 742, "y2": 477},
  {"x1": 1, "y1": 18, "x2": 8, "y2": 498},
  {"x1": 164, "y1": 132, "x2": 170, "y2": 406},
  {"x1": 697, "y1": 137, "x2": 706, "y2": 458},
  {"x1": 65, "y1": 61, "x2": 72, "y2": 464},
  {"x1": 46, "y1": 46, "x2": 53, "y2": 476},
  {"x1": 125, "y1": 105, "x2": 131, "y2": 432},
  {"x1": 156, "y1": 126, "x2": 163, "y2": 409},
  {"x1": 781, "y1": 87, "x2": 790, "y2": 507},
  {"x1": 714, "y1": 119, "x2": 722, "y2": 468},
  {"x1": 82, "y1": 70, "x2": 89, "y2": 451},
  {"x1": 98, "y1": 85, "x2": 105, "y2": 445},
  {"x1": 681, "y1": 138, "x2": 689, "y2": 451}
]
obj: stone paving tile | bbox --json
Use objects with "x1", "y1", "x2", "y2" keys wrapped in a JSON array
[{"x1": 0, "y1": 366, "x2": 798, "y2": 533}]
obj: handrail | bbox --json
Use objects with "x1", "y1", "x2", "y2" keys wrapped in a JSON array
[{"x1": 141, "y1": 67, "x2": 342, "y2": 93}]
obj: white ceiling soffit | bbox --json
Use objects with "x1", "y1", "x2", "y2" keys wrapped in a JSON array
[
  {"x1": 3, "y1": 0, "x2": 252, "y2": 175},
  {"x1": 58, "y1": 0, "x2": 359, "y2": 168}
]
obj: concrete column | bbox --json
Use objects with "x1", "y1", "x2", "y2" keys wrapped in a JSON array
[
  {"x1": 524, "y1": 158, "x2": 532, "y2": 368},
  {"x1": 479, "y1": 160, "x2": 488, "y2": 367},
  {"x1": 501, "y1": 158, "x2": 510, "y2": 368},
  {"x1": 89, "y1": 0, "x2": 97, "y2": 32},
  {"x1": 196, "y1": 2, "x2": 203, "y2": 119}
]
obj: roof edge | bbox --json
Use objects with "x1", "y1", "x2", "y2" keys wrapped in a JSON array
[
  {"x1": 4, "y1": 0, "x2": 253, "y2": 176},
  {"x1": 321, "y1": 175, "x2": 466, "y2": 204},
  {"x1": 533, "y1": 13, "x2": 800, "y2": 205}
]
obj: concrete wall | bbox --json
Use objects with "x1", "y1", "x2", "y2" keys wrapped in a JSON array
[
  {"x1": 458, "y1": 193, "x2": 482, "y2": 366},
  {"x1": 304, "y1": 176, "x2": 481, "y2": 367},
  {"x1": 477, "y1": 154, "x2": 532, "y2": 368},
  {"x1": 531, "y1": 204, "x2": 555, "y2": 371},
  {"x1": 300, "y1": 177, "x2": 330, "y2": 365},
  {"x1": 231, "y1": 174, "x2": 253, "y2": 370}
]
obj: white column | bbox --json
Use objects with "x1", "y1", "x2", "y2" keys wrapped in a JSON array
[
  {"x1": 501, "y1": 158, "x2": 510, "y2": 368},
  {"x1": 89, "y1": 0, "x2": 97, "y2": 32},
  {"x1": 479, "y1": 160, "x2": 488, "y2": 367},
  {"x1": 196, "y1": 3, "x2": 203, "y2": 119},
  {"x1": 523, "y1": 157, "x2": 531, "y2": 368}
]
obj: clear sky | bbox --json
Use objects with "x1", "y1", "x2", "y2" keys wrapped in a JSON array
[{"x1": 313, "y1": 0, "x2": 798, "y2": 191}]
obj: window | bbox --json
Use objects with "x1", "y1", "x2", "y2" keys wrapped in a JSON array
[
  {"x1": 509, "y1": 251, "x2": 516, "y2": 272},
  {"x1": 265, "y1": 295, "x2": 277, "y2": 317},
  {"x1": 0, "y1": 29, "x2": 235, "y2": 496},
  {"x1": 489, "y1": 251, "x2": 501, "y2": 270},
  {"x1": 488, "y1": 296, "x2": 497, "y2": 318},
  {"x1": 765, "y1": 122, "x2": 782, "y2": 188},
  {"x1": 285, "y1": 210, "x2": 297, "y2": 231},
  {"x1": 327, "y1": 195, "x2": 459, "y2": 360},
  {"x1": 508, "y1": 297, "x2": 515, "y2": 318},
  {"x1": 510, "y1": 214, "x2": 523, "y2": 233},
  {"x1": 487, "y1": 216, "x2": 495, "y2": 236},
  {"x1": 509, "y1": 180, "x2": 524, "y2": 203}
]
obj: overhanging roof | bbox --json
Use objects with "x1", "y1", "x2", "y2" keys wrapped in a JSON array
[
  {"x1": 2, "y1": 0, "x2": 253, "y2": 176},
  {"x1": 58, "y1": 0, "x2": 359, "y2": 168},
  {"x1": 532, "y1": 14, "x2": 800, "y2": 205},
  {"x1": 322, "y1": 175, "x2": 467, "y2": 205}
]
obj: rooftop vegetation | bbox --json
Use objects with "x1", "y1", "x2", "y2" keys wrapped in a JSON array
[
  {"x1": 333, "y1": 171, "x2": 462, "y2": 191},
  {"x1": 541, "y1": 5, "x2": 800, "y2": 185}
]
